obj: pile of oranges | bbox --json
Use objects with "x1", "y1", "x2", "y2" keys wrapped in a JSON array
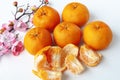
[{"x1": 24, "y1": 2, "x2": 113, "y2": 80}]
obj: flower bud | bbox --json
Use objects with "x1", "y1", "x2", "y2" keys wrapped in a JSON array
[
  {"x1": 31, "y1": 5, "x2": 38, "y2": 12},
  {"x1": 8, "y1": 22, "x2": 14, "y2": 27},
  {"x1": 45, "y1": 0, "x2": 49, "y2": 4},
  {"x1": 13, "y1": 1, "x2": 18, "y2": 6},
  {"x1": 0, "y1": 28, "x2": 6, "y2": 34},
  {"x1": 18, "y1": 8, "x2": 23, "y2": 12}
]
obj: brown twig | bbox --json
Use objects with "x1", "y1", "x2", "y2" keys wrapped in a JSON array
[
  {"x1": 16, "y1": 4, "x2": 31, "y2": 20},
  {"x1": 13, "y1": 0, "x2": 48, "y2": 24}
]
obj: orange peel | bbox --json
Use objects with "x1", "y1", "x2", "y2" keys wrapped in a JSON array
[
  {"x1": 34, "y1": 46, "x2": 51, "y2": 70},
  {"x1": 34, "y1": 46, "x2": 66, "y2": 72}
]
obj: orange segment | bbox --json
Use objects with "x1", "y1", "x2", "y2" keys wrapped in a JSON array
[
  {"x1": 63, "y1": 44, "x2": 79, "y2": 56},
  {"x1": 65, "y1": 54, "x2": 84, "y2": 74},
  {"x1": 79, "y1": 45, "x2": 102, "y2": 67},
  {"x1": 46, "y1": 46, "x2": 62, "y2": 67},
  {"x1": 32, "y1": 69, "x2": 62, "y2": 80},
  {"x1": 46, "y1": 46, "x2": 66, "y2": 71}
]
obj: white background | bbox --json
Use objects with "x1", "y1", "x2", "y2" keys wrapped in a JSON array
[{"x1": 0, "y1": 0, "x2": 120, "y2": 80}]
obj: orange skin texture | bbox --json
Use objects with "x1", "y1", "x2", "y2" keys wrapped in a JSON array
[
  {"x1": 33, "y1": 6, "x2": 60, "y2": 32},
  {"x1": 24, "y1": 27, "x2": 52, "y2": 55},
  {"x1": 53, "y1": 22, "x2": 82, "y2": 47},
  {"x1": 62, "y1": 2, "x2": 89, "y2": 27},
  {"x1": 83, "y1": 21, "x2": 113, "y2": 50}
]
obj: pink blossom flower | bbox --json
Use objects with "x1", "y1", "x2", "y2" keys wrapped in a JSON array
[
  {"x1": 14, "y1": 20, "x2": 28, "y2": 32},
  {"x1": 11, "y1": 41, "x2": 24, "y2": 56},
  {"x1": 0, "y1": 42, "x2": 10, "y2": 56},
  {"x1": 0, "y1": 30, "x2": 18, "y2": 57},
  {"x1": 0, "y1": 20, "x2": 24, "y2": 57},
  {"x1": 0, "y1": 30, "x2": 15, "y2": 48},
  {"x1": 1, "y1": 21, "x2": 14, "y2": 31},
  {"x1": 0, "y1": 31, "x2": 17, "y2": 48}
]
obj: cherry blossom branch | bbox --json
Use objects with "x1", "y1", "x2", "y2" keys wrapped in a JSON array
[
  {"x1": 0, "y1": 0, "x2": 49, "y2": 57},
  {"x1": 16, "y1": 4, "x2": 32, "y2": 21},
  {"x1": 38, "y1": 0, "x2": 48, "y2": 9},
  {"x1": 13, "y1": 0, "x2": 48, "y2": 23}
]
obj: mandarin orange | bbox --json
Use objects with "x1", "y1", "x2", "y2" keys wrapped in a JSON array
[
  {"x1": 83, "y1": 21, "x2": 113, "y2": 50},
  {"x1": 53, "y1": 22, "x2": 82, "y2": 47},
  {"x1": 33, "y1": 6, "x2": 60, "y2": 32},
  {"x1": 62, "y1": 2, "x2": 89, "y2": 27},
  {"x1": 24, "y1": 27, "x2": 52, "y2": 55}
]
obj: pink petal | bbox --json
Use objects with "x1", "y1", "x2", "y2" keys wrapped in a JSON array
[
  {"x1": 2, "y1": 21, "x2": 13, "y2": 31},
  {"x1": 45, "y1": 0, "x2": 48, "y2": 2},
  {"x1": 30, "y1": 14, "x2": 33, "y2": 23},
  {"x1": 0, "y1": 34, "x2": 4, "y2": 43},
  {"x1": 0, "y1": 43, "x2": 4, "y2": 56},
  {"x1": 11, "y1": 41, "x2": 24, "y2": 56},
  {"x1": 14, "y1": 20, "x2": 28, "y2": 32},
  {"x1": 0, "y1": 44, "x2": 10, "y2": 56},
  {"x1": 1, "y1": 31, "x2": 17, "y2": 48}
]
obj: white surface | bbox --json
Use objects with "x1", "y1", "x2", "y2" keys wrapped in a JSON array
[{"x1": 0, "y1": 0, "x2": 120, "y2": 80}]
